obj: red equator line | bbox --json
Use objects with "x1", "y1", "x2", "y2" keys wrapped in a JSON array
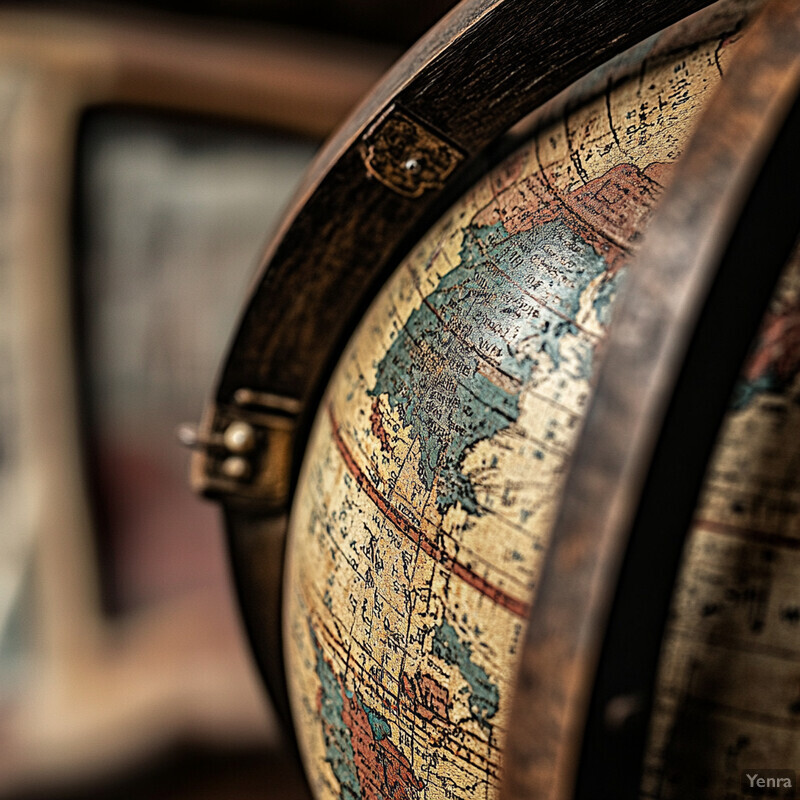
[{"x1": 328, "y1": 404, "x2": 531, "y2": 619}]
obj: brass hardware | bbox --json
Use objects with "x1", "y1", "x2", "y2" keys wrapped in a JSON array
[
  {"x1": 176, "y1": 423, "x2": 202, "y2": 449},
  {"x1": 188, "y1": 390, "x2": 301, "y2": 511},
  {"x1": 359, "y1": 106, "x2": 464, "y2": 198},
  {"x1": 220, "y1": 455, "x2": 251, "y2": 480},
  {"x1": 222, "y1": 421, "x2": 256, "y2": 453}
]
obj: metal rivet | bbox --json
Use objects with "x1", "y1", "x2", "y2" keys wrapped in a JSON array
[
  {"x1": 223, "y1": 421, "x2": 256, "y2": 453},
  {"x1": 404, "y1": 158, "x2": 421, "y2": 173},
  {"x1": 221, "y1": 456, "x2": 250, "y2": 480}
]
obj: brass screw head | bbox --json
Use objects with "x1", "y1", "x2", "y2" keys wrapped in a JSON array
[
  {"x1": 223, "y1": 421, "x2": 256, "y2": 453},
  {"x1": 221, "y1": 455, "x2": 250, "y2": 480}
]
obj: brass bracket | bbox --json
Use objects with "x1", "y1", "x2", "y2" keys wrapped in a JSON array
[
  {"x1": 188, "y1": 389, "x2": 301, "y2": 512},
  {"x1": 359, "y1": 106, "x2": 465, "y2": 198}
]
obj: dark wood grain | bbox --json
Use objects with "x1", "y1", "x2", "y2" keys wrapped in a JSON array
[{"x1": 500, "y1": 2, "x2": 800, "y2": 799}]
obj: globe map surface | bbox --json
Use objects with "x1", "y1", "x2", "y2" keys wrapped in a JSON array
[{"x1": 283, "y1": 11, "x2": 800, "y2": 800}]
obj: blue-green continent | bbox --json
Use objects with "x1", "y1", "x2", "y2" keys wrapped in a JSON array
[{"x1": 370, "y1": 218, "x2": 616, "y2": 515}]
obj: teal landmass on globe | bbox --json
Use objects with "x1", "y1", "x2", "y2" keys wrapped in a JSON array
[
  {"x1": 732, "y1": 301, "x2": 800, "y2": 409},
  {"x1": 370, "y1": 216, "x2": 616, "y2": 516},
  {"x1": 432, "y1": 618, "x2": 499, "y2": 730},
  {"x1": 313, "y1": 628, "x2": 361, "y2": 800},
  {"x1": 312, "y1": 626, "x2": 424, "y2": 800}
]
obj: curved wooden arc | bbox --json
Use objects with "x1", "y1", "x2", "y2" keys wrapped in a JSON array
[
  {"x1": 578, "y1": 95, "x2": 800, "y2": 799},
  {"x1": 501, "y1": 2, "x2": 800, "y2": 799}
]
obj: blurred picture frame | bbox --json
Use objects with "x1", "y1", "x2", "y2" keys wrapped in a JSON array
[{"x1": 0, "y1": 7, "x2": 392, "y2": 794}]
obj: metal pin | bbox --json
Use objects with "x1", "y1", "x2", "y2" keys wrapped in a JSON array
[
  {"x1": 177, "y1": 423, "x2": 202, "y2": 449},
  {"x1": 404, "y1": 158, "x2": 421, "y2": 173}
]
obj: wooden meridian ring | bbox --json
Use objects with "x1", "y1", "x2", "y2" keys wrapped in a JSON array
[{"x1": 576, "y1": 29, "x2": 800, "y2": 800}]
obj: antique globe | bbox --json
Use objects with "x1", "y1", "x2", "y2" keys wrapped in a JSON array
[{"x1": 192, "y1": 0, "x2": 800, "y2": 798}]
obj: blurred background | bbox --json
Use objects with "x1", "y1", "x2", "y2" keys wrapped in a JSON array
[{"x1": 0, "y1": 1, "x2": 456, "y2": 797}]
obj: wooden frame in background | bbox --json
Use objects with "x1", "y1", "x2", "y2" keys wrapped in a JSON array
[{"x1": 0, "y1": 9, "x2": 391, "y2": 793}]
